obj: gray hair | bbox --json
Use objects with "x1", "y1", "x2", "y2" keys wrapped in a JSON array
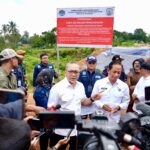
[{"x1": 65, "y1": 61, "x2": 80, "y2": 71}]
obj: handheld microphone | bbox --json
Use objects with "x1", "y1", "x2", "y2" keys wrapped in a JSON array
[
  {"x1": 136, "y1": 103, "x2": 150, "y2": 116},
  {"x1": 116, "y1": 131, "x2": 141, "y2": 148},
  {"x1": 47, "y1": 104, "x2": 61, "y2": 111}
]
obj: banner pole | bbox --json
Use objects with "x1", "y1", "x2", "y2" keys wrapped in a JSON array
[{"x1": 56, "y1": 45, "x2": 60, "y2": 74}]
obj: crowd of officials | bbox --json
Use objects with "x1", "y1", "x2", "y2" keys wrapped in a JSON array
[{"x1": 0, "y1": 48, "x2": 150, "y2": 150}]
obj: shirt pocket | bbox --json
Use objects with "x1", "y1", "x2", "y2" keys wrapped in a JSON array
[{"x1": 113, "y1": 89, "x2": 123, "y2": 102}]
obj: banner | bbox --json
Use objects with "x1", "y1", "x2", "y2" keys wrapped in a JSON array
[{"x1": 57, "y1": 7, "x2": 115, "y2": 48}]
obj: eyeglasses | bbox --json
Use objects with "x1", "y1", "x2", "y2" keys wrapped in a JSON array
[
  {"x1": 88, "y1": 61, "x2": 96, "y2": 64},
  {"x1": 67, "y1": 70, "x2": 80, "y2": 74}
]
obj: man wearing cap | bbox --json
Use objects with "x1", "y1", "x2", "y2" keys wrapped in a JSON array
[
  {"x1": 78, "y1": 56, "x2": 104, "y2": 118},
  {"x1": 0, "y1": 48, "x2": 22, "y2": 89},
  {"x1": 132, "y1": 62, "x2": 150, "y2": 113},
  {"x1": 102, "y1": 55, "x2": 127, "y2": 82}
]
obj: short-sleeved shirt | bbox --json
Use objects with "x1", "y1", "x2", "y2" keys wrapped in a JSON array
[
  {"x1": 0, "y1": 67, "x2": 17, "y2": 89},
  {"x1": 47, "y1": 77, "x2": 86, "y2": 136},
  {"x1": 92, "y1": 77, "x2": 130, "y2": 123}
]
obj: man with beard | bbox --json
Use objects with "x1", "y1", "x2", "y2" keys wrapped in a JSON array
[{"x1": 0, "y1": 48, "x2": 22, "y2": 89}]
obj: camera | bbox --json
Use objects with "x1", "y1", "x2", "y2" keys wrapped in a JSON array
[
  {"x1": 28, "y1": 109, "x2": 150, "y2": 150},
  {"x1": 28, "y1": 110, "x2": 75, "y2": 131},
  {"x1": 77, "y1": 112, "x2": 121, "y2": 150}
]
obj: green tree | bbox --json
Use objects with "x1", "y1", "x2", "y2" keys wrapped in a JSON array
[
  {"x1": 1, "y1": 24, "x2": 9, "y2": 41},
  {"x1": 133, "y1": 28, "x2": 147, "y2": 43},
  {"x1": 30, "y1": 34, "x2": 45, "y2": 48},
  {"x1": 8, "y1": 21, "x2": 18, "y2": 34},
  {"x1": 20, "y1": 31, "x2": 30, "y2": 44},
  {"x1": 0, "y1": 36, "x2": 5, "y2": 50}
]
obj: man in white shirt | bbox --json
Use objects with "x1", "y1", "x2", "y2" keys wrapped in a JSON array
[
  {"x1": 92, "y1": 61, "x2": 130, "y2": 123},
  {"x1": 47, "y1": 62, "x2": 100, "y2": 150},
  {"x1": 132, "y1": 62, "x2": 150, "y2": 113}
]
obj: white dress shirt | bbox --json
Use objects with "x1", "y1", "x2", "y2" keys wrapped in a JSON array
[
  {"x1": 91, "y1": 77, "x2": 130, "y2": 123},
  {"x1": 133, "y1": 76, "x2": 150, "y2": 112},
  {"x1": 47, "y1": 77, "x2": 87, "y2": 136}
]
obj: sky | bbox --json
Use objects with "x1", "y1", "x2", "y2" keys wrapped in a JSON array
[{"x1": 0, "y1": 0, "x2": 150, "y2": 36}]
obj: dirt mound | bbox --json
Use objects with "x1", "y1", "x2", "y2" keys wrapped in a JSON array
[{"x1": 78, "y1": 48, "x2": 107, "y2": 69}]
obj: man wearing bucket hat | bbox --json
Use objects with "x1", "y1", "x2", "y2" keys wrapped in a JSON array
[{"x1": 0, "y1": 48, "x2": 22, "y2": 89}]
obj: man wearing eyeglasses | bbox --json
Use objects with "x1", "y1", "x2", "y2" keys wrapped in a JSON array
[
  {"x1": 78, "y1": 56, "x2": 104, "y2": 119},
  {"x1": 47, "y1": 62, "x2": 101, "y2": 150}
]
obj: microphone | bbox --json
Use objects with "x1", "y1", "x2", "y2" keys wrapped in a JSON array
[
  {"x1": 116, "y1": 131, "x2": 141, "y2": 148},
  {"x1": 47, "y1": 104, "x2": 61, "y2": 111},
  {"x1": 136, "y1": 103, "x2": 150, "y2": 116}
]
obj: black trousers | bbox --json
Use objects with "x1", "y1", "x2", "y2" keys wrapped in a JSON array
[{"x1": 50, "y1": 133, "x2": 77, "y2": 150}]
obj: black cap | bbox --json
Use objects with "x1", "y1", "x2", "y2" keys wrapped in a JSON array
[
  {"x1": 141, "y1": 62, "x2": 150, "y2": 70},
  {"x1": 112, "y1": 55, "x2": 124, "y2": 61}
]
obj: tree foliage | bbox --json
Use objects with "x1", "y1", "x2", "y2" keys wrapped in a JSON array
[{"x1": 0, "y1": 21, "x2": 150, "y2": 51}]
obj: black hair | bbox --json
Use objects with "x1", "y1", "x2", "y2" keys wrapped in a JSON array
[
  {"x1": 36, "y1": 69, "x2": 53, "y2": 88},
  {"x1": 108, "y1": 61, "x2": 122, "y2": 70},
  {"x1": 132, "y1": 59, "x2": 143, "y2": 68},
  {"x1": 0, "y1": 117, "x2": 31, "y2": 150},
  {"x1": 40, "y1": 53, "x2": 48, "y2": 59}
]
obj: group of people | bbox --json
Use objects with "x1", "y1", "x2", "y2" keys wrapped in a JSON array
[
  {"x1": 0, "y1": 47, "x2": 150, "y2": 150},
  {"x1": 0, "y1": 48, "x2": 68, "y2": 150}
]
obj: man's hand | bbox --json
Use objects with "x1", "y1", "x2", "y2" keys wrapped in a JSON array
[
  {"x1": 102, "y1": 104, "x2": 112, "y2": 112},
  {"x1": 111, "y1": 106, "x2": 120, "y2": 113},
  {"x1": 92, "y1": 91, "x2": 104, "y2": 101},
  {"x1": 25, "y1": 105, "x2": 45, "y2": 114},
  {"x1": 54, "y1": 137, "x2": 70, "y2": 150}
]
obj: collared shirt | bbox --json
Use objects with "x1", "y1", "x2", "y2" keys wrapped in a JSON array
[
  {"x1": 78, "y1": 69, "x2": 104, "y2": 115},
  {"x1": 133, "y1": 76, "x2": 150, "y2": 112},
  {"x1": 91, "y1": 77, "x2": 130, "y2": 123},
  {"x1": 0, "y1": 67, "x2": 17, "y2": 89},
  {"x1": 47, "y1": 77, "x2": 86, "y2": 136},
  {"x1": 33, "y1": 63, "x2": 58, "y2": 86}
]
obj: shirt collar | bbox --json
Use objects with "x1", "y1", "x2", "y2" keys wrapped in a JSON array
[
  {"x1": 63, "y1": 77, "x2": 79, "y2": 88},
  {"x1": 106, "y1": 77, "x2": 119, "y2": 85}
]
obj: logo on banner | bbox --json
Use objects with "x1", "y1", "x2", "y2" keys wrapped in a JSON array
[
  {"x1": 106, "y1": 8, "x2": 113, "y2": 16},
  {"x1": 59, "y1": 10, "x2": 65, "y2": 16}
]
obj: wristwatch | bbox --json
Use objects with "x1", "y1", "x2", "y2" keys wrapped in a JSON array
[{"x1": 90, "y1": 97, "x2": 94, "y2": 102}]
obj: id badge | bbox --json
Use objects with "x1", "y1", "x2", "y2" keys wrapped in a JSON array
[{"x1": 87, "y1": 85, "x2": 93, "y2": 93}]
